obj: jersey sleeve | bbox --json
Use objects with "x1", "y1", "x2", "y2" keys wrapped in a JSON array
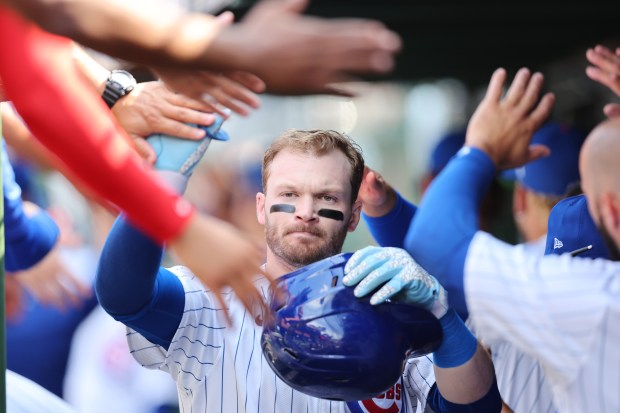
[
  {"x1": 464, "y1": 231, "x2": 620, "y2": 388},
  {"x1": 405, "y1": 147, "x2": 496, "y2": 319},
  {"x1": 0, "y1": 7, "x2": 193, "y2": 243},
  {"x1": 362, "y1": 191, "x2": 417, "y2": 248},
  {"x1": 127, "y1": 267, "x2": 228, "y2": 391},
  {"x1": 2, "y1": 142, "x2": 59, "y2": 271}
]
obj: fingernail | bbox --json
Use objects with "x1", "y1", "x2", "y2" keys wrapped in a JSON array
[{"x1": 193, "y1": 128, "x2": 206, "y2": 139}]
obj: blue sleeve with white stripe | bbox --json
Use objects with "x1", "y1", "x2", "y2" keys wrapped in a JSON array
[
  {"x1": 404, "y1": 147, "x2": 496, "y2": 318},
  {"x1": 95, "y1": 215, "x2": 184, "y2": 350},
  {"x1": 362, "y1": 191, "x2": 417, "y2": 248}
]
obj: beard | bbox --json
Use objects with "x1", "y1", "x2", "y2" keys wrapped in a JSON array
[
  {"x1": 597, "y1": 223, "x2": 620, "y2": 261},
  {"x1": 265, "y1": 220, "x2": 349, "y2": 268}
]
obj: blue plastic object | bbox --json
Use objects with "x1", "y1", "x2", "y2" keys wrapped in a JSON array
[
  {"x1": 261, "y1": 253, "x2": 443, "y2": 401},
  {"x1": 146, "y1": 114, "x2": 229, "y2": 176}
]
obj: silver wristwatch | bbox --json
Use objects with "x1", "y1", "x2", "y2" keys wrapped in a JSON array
[{"x1": 102, "y1": 70, "x2": 136, "y2": 108}]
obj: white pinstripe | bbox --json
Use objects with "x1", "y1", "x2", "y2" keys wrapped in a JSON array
[
  {"x1": 127, "y1": 266, "x2": 437, "y2": 413},
  {"x1": 465, "y1": 231, "x2": 620, "y2": 413}
]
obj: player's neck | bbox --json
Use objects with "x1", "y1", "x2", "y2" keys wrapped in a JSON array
[{"x1": 264, "y1": 251, "x2": 302, "y2": 279}]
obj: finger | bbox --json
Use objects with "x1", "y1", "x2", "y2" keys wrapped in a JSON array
[
  {"x1": 586, "y1": 66, "x2": 620, "y2": 95},
  {"x1": 226, "y1": 71, "x2": 267, "y2": 94},
  {"x1": 604, "y1": 103, "x2": 620, "y2": 119},
  {"x1": 131, "y1": 136, "x2": 158, "y2": 165},
  {"x1": 504, "y1": 68, "x2": 531, "y2": 106},
  {"x1": 149, "y1": 119, "x2": 207, "y2": 141},
  {"x1": 213, "y1": 288, "x2": 233, "y2": 326},
  {"x1": 216, "y1": 11, "x2": 235, "y2": 26},
  {"x1": 205, "y1": 76, "x2": 262, "y2": 112},
  {"x1": 343, "y1": 246, "x2": 383, "y2": 284},
  {"x1": 282, "y1": 0, "x2": 309, "y2": 14},
  {"x1": 167, "y1": 92, "x2": 220, "y2": 115},
  {"x1": 520, "y1": 144, "x2": 551, "y2": 168},
  {"x1": 528, "y1": 92, "x2": 555, "y2": 126},
  {"x1": 484, "y1": 68, "x2": 507, "y2": 103},
  {"x1": 517, "y1": 72, "x2": 544, "y2": 114},
  {"x1": 594, "y1": 45, "x2": 620, "y2": 63},
  {"x1": 370, "y1": 276, "x2": 406, "y2": 305},
  {"x1": 161, "y1": 102, "x2": 217, "y2": 127},
  {"x1": 353, "y1": 265, "x2": 400, "y2": 298}
]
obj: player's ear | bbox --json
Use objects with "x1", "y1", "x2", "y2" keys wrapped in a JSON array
[
  {"x1": 347, "y1": 199, "x2": 362, "y2": 232},
  {"x1": 256, "y1": 192, "x2": 266, "y2": 225}
]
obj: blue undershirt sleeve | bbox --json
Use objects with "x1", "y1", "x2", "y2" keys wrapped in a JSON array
[
  {"x1": 404, "y1": 147, "x2": 496, "y2": 317},
  {"x1": 362, "y1": 191, "x2": 417, "y2": 248},
  {"x1": 95, "y1": 215, "x2": 184, "y2": 349},
  {"x1": 426, "y1": 378, "x2": 502, "y2": 413},
  {"x1": 2, "y1": 141, "x2": 59, "y2": 271}
]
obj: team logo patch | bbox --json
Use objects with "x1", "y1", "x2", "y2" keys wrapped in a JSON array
[{"x1": 347, "y1": 383, "x2": 404, "y2": 413}]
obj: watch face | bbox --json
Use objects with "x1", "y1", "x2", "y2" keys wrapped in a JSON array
[{"x1": 110, "y1": 70, "x2": 136, "y2": 89}]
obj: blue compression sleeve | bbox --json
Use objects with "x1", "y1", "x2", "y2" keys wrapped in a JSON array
[
  {"x1": 426, "y1": 379, "x2": 502, "y2": 413},
  {"x1": 2, "y1": 141, "x2": 59, "y2": 271},
  {"x1": 405, "y1": 147, "x2": 496, "y2": 317},
  {"x1": 362, "y1": 191, "x2": 417, "y2": 248},
  {"x1": 95, "y1": 215, "x2": 184, "y2": 349}
]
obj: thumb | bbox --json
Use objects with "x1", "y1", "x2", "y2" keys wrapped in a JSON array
[
  {"x1": 215, "y1": 11, "x2": 235, "y2": 27},
  {"x1": 131, "y1": 136, "x2": 157, "y2": 165},
  {"x1": 526, "y1": 144, "x2": 551, "y2": 164},
  {"x1": 604, "y1": 103, "x2": 620, "y2": 119},
  {"x1": 281, "y1": 0, "x2": 309, "y2": 14}
]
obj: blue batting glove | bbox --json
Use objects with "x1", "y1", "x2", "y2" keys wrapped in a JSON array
[{"x1": 343, "y1": 246, "x2": 448, "y2": 318}]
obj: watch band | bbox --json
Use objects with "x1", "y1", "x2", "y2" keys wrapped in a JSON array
[{"x1": 102, "y1": 70, "x2": 136, "y2": 109}]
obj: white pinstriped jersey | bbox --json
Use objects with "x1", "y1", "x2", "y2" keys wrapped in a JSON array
[
  {"x1": 465, "y1": 231, "x2": 620, "y2": 413},
  {"x1": 469, "y1": 236, "x2": 557, "y2": 413},
  {"x1": 127, "y1": 266, "x2": 437, "y2": 413}
]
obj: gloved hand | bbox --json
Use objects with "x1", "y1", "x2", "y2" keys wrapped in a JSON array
[{"x1": 343, "y1": 246, "x2": 448, "y2": 318}]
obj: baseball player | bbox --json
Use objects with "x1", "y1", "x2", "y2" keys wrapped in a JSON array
[
  {"x1": 396, "y1": 67, "x2": 620, "y2": 412},
  {"x1": 96, "y1": 127, "x2": 501, "y2": 412}
]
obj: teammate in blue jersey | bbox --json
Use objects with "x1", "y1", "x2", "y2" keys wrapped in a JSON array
[
  {"x1": 96, "y1": 126, "x2": 501, "y2": 413},
  {"x1": 353, "y1": 66, "x2": 620, "y2": 413}
]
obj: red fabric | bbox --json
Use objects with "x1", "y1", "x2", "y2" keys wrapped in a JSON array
[{"x1": 0, "y1": 7, "x2": 193, "y2": 243}]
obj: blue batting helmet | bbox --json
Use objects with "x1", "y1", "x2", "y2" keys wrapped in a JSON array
[{"x1": 261, "y1": 252, "x2": 443, "y2": 401}]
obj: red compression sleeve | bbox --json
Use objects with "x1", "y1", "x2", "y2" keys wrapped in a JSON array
[{"x1": 0, "y1": 7, "x2": 194, "y2": 243}]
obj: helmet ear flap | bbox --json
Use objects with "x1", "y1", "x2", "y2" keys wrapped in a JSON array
[{"x1": 261, "y1": 253, "x2": 443, "y2": 401}]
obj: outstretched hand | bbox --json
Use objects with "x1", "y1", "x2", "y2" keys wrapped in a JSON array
[
  {"x1": 112, "y1": 81, "x2": 219, "y2": 163},
  {"x1": 586, "y1": 45, "x2": 620, "y2": 119},
  {"x1": 169, "y1": 209, "x2": 269, "y2": 324},
  {"x1": 209, "y1": 0, "x2": 402, "y2": 96},
  {"x1": 343, "y1": 246, "x2": 448, "y2": 318},
  {"x1": 357, "y1": 166, "x2": 397, "y2": 217},
  {"x1": 466, "y1": 67, "x2": 555, "y2": 170}
]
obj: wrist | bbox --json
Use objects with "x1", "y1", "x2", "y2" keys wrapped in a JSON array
[{"x1": 432, "y1": 308, "x2": 478, "y2": 368}]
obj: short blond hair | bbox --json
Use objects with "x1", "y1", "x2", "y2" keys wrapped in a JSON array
[{"x1": 262, "y1": 130, "x2": 364, "y2": 204}]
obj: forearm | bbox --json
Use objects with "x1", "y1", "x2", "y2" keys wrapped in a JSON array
[
  {"x1": 363, "y1": 191, "x2": 417, "y2": 248},
  {"x1": 0, "y1": 9, "x2": 193, "y2": 242},
  {"x1": 405, "y1": 147, "x2": 496, "y2": 316},
  {"x1": 70, "y1": 42, "x2": 109, "y2": 94},
  {"x1": 2, "y1": 142, "x2": 59, "y2": 271},
  {"x1": 5, "y1": 0, "x2": 227, "y2": 70},
  {"x1": 434, "y1": 344, "x2": 496, "y2": 403},
  {"x1": 96, "y1": 215, "x2": 184, "y2": 348},
  {"x1": 428, "y1": 308, "x2": 501, "y2": 412}
]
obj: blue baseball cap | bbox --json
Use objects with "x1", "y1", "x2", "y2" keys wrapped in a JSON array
[
  {"x1": 429, "y1": 131, "x2": 466, "y2": 176},
  {"x1": 503, "y1": 123, "x2": 586, "y2": 197},
  {"x1": 544, "y1": 194, "x2": 609, "y2": 259}
]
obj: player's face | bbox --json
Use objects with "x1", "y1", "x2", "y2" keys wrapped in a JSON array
[
  {"x1": 257, "y1": 149, "x2": 361, "y2": 268},
  {"x1": 582, "y1": 173, "x2": 620, "y2": 261}
]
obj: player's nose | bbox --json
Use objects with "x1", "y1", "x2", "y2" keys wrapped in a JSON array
[{"x1": 294, "y1": 197, "x2": 318, "y2": 222}]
